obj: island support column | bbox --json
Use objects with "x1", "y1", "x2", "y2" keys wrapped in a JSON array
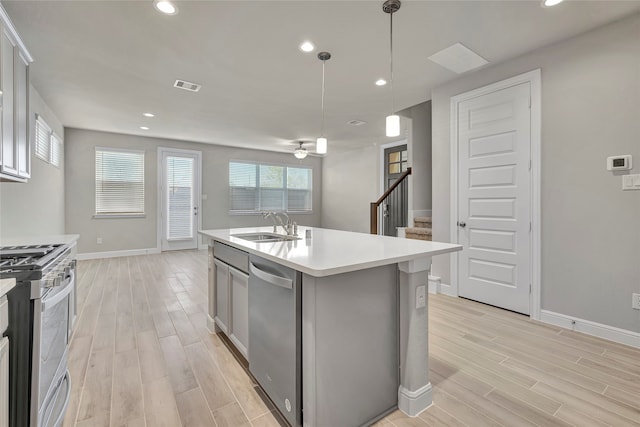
[{"x1": 398, "y1": 256, "x2": 432, "y2": 417}]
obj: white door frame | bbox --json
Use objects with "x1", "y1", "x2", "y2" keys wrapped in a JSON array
[
  {"x1": 379, "y1": 139, "x2": 412, "y2": 235},
  {"x1": 449, "y1": 69, "x2": 542, "y2": 320},
  {"x1": 157, "y1": 147, "x2": 203, "y2": 251}
]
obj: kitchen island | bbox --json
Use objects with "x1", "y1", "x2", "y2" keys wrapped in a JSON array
[{"x1": 199, "y1": 226, "x2": 461, "y2": 427}]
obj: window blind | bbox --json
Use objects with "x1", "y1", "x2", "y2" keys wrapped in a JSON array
[
  {"x1": 50, "y1": 133, "x2": 62, "y2": 167},
  {"x1": 34, "y1": 116, "x2": 51, "y2": 161},
  {"x1": 229, "y1": 161, "x2": 312, "y2": 213},
  {"x1": 166, "y1": 156, "x2": 194, "y2": 240},
  {"x1": 95, "y1": 148, "x2": 145, "y2": 215}
]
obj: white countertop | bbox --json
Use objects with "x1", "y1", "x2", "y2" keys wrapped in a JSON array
[
  {"x1": 0, "y1": 234, "x2": 79, "y2": 247},
  {"x1": 199, "y1": 226, "x2": 461, "y2": 277},
  {"x1": 0, "y1": 278, "x2": 15, "y2": 297}
]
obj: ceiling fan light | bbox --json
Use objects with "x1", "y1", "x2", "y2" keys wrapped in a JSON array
[
  {"x1": 294, "y1": 142, "x2": 308, "y2": 159},
  {"x1": 294, "y1": 147, "x2": 308, "y2": 159},
  {"x1": 386, "y1": 114, "x2": 400, "y2": 137},
  {"x1": 316, "y1": 137, "x2": 327, "y2": 154}
]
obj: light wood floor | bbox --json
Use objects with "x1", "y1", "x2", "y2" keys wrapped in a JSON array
[{"x1": 63, "y1": 250, "x2": 640, "y2": 427}]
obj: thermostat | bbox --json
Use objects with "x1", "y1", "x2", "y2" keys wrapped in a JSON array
[{"x1": 607, "y1": 155, "x2": 632, "y2": 171}]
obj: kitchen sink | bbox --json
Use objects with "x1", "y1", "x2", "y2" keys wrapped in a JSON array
[{"x1": 231, "y1": 232, "x2": 301, "y2": 243}]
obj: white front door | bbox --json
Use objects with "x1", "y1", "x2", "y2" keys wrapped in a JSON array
[
  {"x1": 159, "y1": 148, "x2": 201, "y2": 251},
  {"x1": 457, "y1": 82, "x2": 531, "y2": 314}
]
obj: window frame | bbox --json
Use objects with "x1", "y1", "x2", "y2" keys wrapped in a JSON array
[
  {"x1": 228, "y1": 160, "x2": 313, "y2": 215},
  {"x1": 34, "y1": 114, "x2": 63, "y2": 168},
  {"x1": 94, "y1": 147, "x2": 146, "y2": 219}
]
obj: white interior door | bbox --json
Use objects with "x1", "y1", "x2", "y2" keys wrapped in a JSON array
[
  {"x1": 457, "y1": 82, "x2": 531, "y2": 314},
  {"x1": 159, "y1": 149, "x2": 201, "y2": 251}
]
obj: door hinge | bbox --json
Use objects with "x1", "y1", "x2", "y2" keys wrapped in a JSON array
[
  {"x1": 529, "y1": 160, "x2": 532, "y2": 171},
  {"x1": 529, "y1": 222, "x2": 532, "y2": 232},
  {"x1": 529, "y1": 284, "x2": 532, "y2": 294},
  {"x1": 528, "y1": 97, "x2": 531, "y2": 108}
]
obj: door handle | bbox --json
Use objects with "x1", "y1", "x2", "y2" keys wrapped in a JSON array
[{"x1": 457, "y1": 221, "x2": 466, "y2": 228}]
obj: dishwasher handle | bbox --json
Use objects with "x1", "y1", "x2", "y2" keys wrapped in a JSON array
[{"x1": 250, "y1": 262, "x2": 293, "y2": 290}]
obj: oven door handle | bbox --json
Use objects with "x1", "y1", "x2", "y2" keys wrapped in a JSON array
[
  {"x1": 42, "y1": 271, "x2": 74, "y2": 312},
  {"x1": 51, "y1": 370, "x2": 71, "y2": 427}
]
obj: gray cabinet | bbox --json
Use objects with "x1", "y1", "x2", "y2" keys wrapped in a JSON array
[
  {"x1": 0, "y1": 6, "x2": 32, "y2": 182},
  {"x1": 229, "y1": 266, "x2": 249, "y2": 357},
  {"x1": 209, "y1": 242, "x2": 249, "y2": 359},
  {"x1": 213, "y1": 259, "x2": 229, "y2": 334}
]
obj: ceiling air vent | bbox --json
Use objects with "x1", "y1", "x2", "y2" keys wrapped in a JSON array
[
  {"x1": 173, "y1": 79, "x2": 202, "y2": 92},
  {"x1": 347, "y1": 120, "x2": 367, "y2": 126}
]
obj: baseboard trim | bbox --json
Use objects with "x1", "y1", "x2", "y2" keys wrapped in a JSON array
[
  {"x1": 437, "y1": 281, "x2": 457, "y2": 297},
  {"x1": 539, "y1": 309, "x2": 640, "y2": 349},
  {"x1": 398, "y1": 382, "x2": 433, "y2": 417},
  {"x1": 77, "y1": 247, "x2": 161, "y2": 260},
  {"x1": 428, "y1": 275, "x2": 440, "y2": 294}
]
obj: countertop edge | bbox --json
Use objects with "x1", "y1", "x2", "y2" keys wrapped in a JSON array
[
  {"x1": 0, "y1": 278, "x2": 16, "y2": 297},
  {"x1": 200, "y1": 228, "x2": 462, "y2": 278},
  {"x1": 0, "y1": 234, "x2": 80, "y2": 247}
]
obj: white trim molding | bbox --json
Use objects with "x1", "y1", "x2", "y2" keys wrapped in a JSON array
[
  {"x1": 540, "y1": 310, "x2": 640, "y2": 349},
  {"x1": 77, "y1": 247, "x2": 161, "y2": 260},
  {"x1": 449, "y1": 69, "x2": 542, "y2": 319},
  {"x1": 437, "y1": 281, "x2": 457, "y2": 298},
  {"x1": 428, "y1": 275, "x2": 441, "y2": 294},
  {"x1": 157, "y1": 147, "x2": 203, "y2": 252}
]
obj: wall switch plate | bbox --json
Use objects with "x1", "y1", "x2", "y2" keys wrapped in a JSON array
[
  {"x1": 97, "y1": 237, "x2": 103, "y2": 244},
  {"x1": 633, "y1": 293, "x2": 640, "y2": 310},
  {"x1": 622, "y1": 174, "x2": 640, "y2": 191},
  {"x1": 416, "y1": 285, "x2": 426, "y2": 309}
]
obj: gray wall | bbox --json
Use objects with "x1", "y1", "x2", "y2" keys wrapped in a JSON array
[
  {"x1": 321, "y1": 144, "x2": 379, "y2": 233},
  {"x1": 321, "y1": 112, "x2": 432, "y2": 234},
  {"x1": 431, "y1": 13, "x2": 640, "y2": 332},
  {"x1": 0, "y1": 85, "x2": 65, "y2": 238},
  {"x1": 399, "y1": 101, "x2": 432, "y2": 215},
  {"x1": 65, "y1": 128, "x2": 322, "y2": 254}
]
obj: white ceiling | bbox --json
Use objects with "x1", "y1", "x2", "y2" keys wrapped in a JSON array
[{"x1": 4, "y1": 0, "x2": 640, "y2": 154}]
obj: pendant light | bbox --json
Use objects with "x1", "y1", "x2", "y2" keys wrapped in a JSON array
[
  {"x1": 383, "y1": 0, "x2": 401, "y2": 137},
  {"x1": 294, "y1": 141, "x2": 308, "y2": 159},
  {"x1": 316, "y1": 51, "x2": 331, "y2": 154}
]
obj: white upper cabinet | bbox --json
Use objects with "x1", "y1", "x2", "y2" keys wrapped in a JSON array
[{"x1": 0, "y1": 5, "x2": 33, "y2": 182}]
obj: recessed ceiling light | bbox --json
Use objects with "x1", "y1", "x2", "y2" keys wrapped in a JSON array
[
  {"x1": 143, "y1": 112, "x2": 155, "y2": 118},
  {"x1": 375, "y1": 79, "x2": 387, "y2": 86},
  {"x1": 154, "y1": 0, "x2": 178, "y2": 15},
  {"x1": 299, "y1": 41, "x2": 315, "y2": 53},
  {"x1": 542, "y1": 0, "x2": 563, "y2": 6},
  {"x1": 140, "y1": 126, "x2": 150, "y2": 130}
]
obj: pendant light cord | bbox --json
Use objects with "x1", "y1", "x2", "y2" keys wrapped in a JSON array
[
  {"x1": 389, "y1": 10, "x2": 394, "y2": 115},
  {"x1": 321, "y1": 59, "x2": 326, "y2": 137}
]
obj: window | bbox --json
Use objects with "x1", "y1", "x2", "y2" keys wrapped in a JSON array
[
  {"x1": 34, "y1": 114, "x2": 63, "y2": 167},
  {"x1": 50, "y1": 134, "x2": 62, "y2": 167},
  {"x1": 229, "y1": 161, "x2": 312, "y2": 213},
  {"x1": 95, "y1": 148, "x2": 145, "y2": 216}
]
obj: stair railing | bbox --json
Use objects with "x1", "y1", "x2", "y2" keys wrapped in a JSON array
[{"x1": 370, "y1": 167, "x2": 412, "y2": 234}]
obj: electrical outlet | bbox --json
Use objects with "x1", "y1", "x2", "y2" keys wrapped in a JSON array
[
  {"x1": 416, "y1": 285, "x2": 426, "y2": 309},
  {"x1": 632, "y1": 293, "x2": 640, "y2": 310},
  {"x1": 97, "y1": 237, "x2": 103, "y2": 245}
]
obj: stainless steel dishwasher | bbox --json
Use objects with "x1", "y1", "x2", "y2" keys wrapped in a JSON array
[{"x1": 248, "y1": 255, "x2": 301, "y2": 427}]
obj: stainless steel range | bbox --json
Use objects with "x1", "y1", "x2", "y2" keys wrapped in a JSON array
[{"x1": 0, "y1": 243, "x2": 76, "y2": 427}]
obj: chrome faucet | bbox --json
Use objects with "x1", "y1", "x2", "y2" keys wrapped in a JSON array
[{"x1": 262, "y1": 211, "x2": 297, "y2": 236}]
